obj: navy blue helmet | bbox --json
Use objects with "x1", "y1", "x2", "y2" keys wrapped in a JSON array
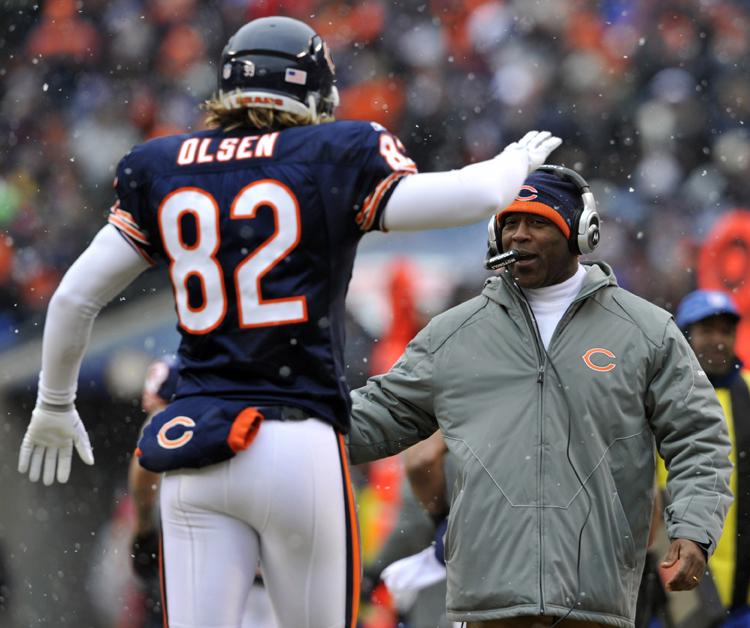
[{"x1": 219, "y1": 16, "x2": 338, "y2": 120}]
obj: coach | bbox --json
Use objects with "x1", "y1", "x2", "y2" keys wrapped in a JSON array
[{"x1": 348, "y1": 166, "x2": 732, "y2": 628}]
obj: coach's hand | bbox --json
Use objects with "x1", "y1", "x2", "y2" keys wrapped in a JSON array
[
  {"x1": 659, "y1": 538, "x2": 706, "y2": 591},
  {"x1": 18, "y1": 403, "x2": 94, "y2": 485},
  {"x1": 504, "y1": 130, "x2": 563, "y2": 174}
]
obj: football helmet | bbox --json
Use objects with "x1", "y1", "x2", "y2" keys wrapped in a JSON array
[{"x1": 219, "y1": 16, "x2": 339, "y2": 120}]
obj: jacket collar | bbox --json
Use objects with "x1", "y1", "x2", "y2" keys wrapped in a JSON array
[{"x1": 482, "y1": 261, "x2": 618, "y2": 308}]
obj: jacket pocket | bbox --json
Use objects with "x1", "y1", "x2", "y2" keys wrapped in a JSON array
[{"x1": 611, "y1": 490, "x2": 637, "y2": 570}]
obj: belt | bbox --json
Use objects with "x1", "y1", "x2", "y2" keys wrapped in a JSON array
[{"x1": 257, "y1": 405, "x2": 310, "y2": 422}]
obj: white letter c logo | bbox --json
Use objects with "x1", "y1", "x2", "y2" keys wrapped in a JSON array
[{"x1": 157, "y1": 416, "x2": 196, "y2": 449}]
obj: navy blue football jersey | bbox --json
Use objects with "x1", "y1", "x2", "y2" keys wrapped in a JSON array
[{"x1": 109, "y1": 120, "x2": 416, "y2": 432}]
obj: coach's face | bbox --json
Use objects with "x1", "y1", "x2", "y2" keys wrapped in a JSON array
[{"x1": 501, "y1": 212, "x2": 579, "y2": 289}]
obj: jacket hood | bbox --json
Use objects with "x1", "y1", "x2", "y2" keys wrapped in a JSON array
[{"x1": 481, "y1": 260, "x2": 618, "y2": 308}]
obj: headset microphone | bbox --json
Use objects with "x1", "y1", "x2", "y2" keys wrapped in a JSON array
[{"x1": 485, "y1": 249, "x2": 519, "y2": 270}]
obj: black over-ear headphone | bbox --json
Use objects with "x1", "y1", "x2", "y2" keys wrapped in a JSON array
[{"x1": 485, "y1": 164, "x2": 601, "y2": 262}]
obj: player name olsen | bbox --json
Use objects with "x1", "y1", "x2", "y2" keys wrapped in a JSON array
[{"x1": 176, "y1": 132, "x2": 280, "y2": 166}]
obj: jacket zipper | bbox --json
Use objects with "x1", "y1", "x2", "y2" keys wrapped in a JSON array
[
  {"x1": 516, "y1": 290, "x2": 547, "y2": 615},
  {"x1": 499, "y1": 269, "x2": 609, "y2": 615},
  {"x1": 529, "y1": 288, "x2": 602, "y2": 614}
]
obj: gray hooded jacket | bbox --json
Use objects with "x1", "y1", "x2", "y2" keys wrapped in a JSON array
[{"x1": 348, "y1": 262, "x2": 732, "y2": 626}]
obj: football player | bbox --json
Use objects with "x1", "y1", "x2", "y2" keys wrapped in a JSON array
[{"x1": 18, "y1": 16, "x2": 561, "y2": 628}]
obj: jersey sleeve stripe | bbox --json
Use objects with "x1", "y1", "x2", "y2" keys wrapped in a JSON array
[
  {"x1": 109, "y1": 213, "x2": 150, "y2": 246},
  {"x1": 357, "y1": 172, "x2": 408, "y2": 232},
  {"x1": 110, "y1": 206, "x2": 139, "y2": 227},
  {"x1": 110, "y1": 221, "x2": 156, "y2": 266},
  {"x1": 110, "y1": 207, "x2": 150, "y2": 241},
  {"x1": 356, "y1": 172, "x2": 401, "y2": 228}
]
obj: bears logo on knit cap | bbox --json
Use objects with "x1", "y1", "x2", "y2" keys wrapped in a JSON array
[{"x1": 497, "y1": 170, "x2": 583, "y2": 238}]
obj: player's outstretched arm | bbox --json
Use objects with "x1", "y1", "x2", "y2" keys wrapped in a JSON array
[
  {"x1": 18, "y1": 225, "x2": 150, "y2": 485},
  {"x1": 382, "y1": 130, "x2": 562, "y2": 231}
]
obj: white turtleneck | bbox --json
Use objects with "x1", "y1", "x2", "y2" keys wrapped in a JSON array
[{"x1": 522, "y1": 264, "x2": 587, "y2": 349}]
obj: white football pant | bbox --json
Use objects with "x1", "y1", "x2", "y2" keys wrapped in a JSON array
[{"x1": 159, "y1": 418, "x2": 360, "y2": 628}]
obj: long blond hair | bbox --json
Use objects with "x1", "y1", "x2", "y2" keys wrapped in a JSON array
[{"x1": 202, "y1": 94, "x2": 335, "y2": 131}]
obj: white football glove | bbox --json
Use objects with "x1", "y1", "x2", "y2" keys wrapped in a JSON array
[
  {"x1": 504, "y1": 130, "x2": 563, "y2": 174},
  {"x1": 18, "y1": 404, "x2": 94, "y2": 485}
]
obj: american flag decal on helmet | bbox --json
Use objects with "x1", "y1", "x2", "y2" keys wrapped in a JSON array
[{"x1": 285, "y1": 68, "x2": 307, "y2": 85}]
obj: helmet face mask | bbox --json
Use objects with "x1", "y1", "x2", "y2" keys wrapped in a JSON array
[{"x1": 219, "y1": 16, "x2": 338, "y2": 121}]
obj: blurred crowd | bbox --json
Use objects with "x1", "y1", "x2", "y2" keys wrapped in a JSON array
[{"x1": 1, "y1": 0, "x2": 750, "y2": 346}]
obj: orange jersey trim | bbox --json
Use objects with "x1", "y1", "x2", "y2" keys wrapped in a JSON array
[
  {"x1": 357, "y1": 172, "x2": 407, "y2": 232},
  {"x1": 110, "y1": 219, "x2": 156, "y2": 266},
  {"x1": 109, "y1": 210, "x2": 156, "y2": 265},
  {"x1": 227, "y1": 408, "x2": 264, "y2": 453},
  {"x1": 109, "y1": 208, "x2": 150, "y2": 244}
]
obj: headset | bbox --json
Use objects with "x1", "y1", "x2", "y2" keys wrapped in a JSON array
[{"x1": 485, "y1": 164, "x2": 600, "y2": 269}]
